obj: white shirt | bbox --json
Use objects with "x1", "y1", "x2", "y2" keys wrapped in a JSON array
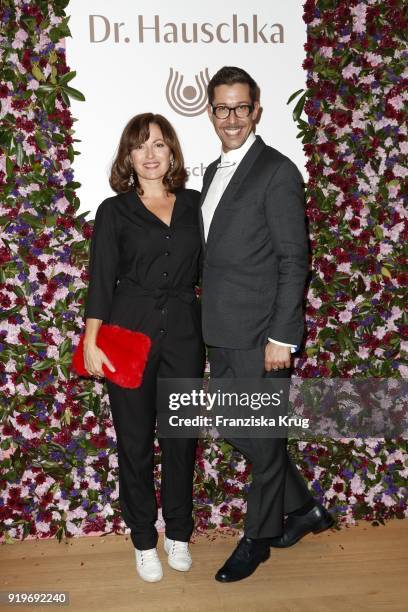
[
  {"x1": 202, "y1": 131, "x2": 256, "y2": 241},
  {"x1": 202, "y1": 131, "x2": 297, "y2": 352}
]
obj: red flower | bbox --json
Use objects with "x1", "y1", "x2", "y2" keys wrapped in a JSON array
[
  {"x1": 0, "y1": 293, "x2": 11, "y2": 308},
  {"x1": 0, "y1": 246, "x2": 11, "y2": 264},
  {"x1": 40, "y1": 491, "x2": 53, "y2": 508},
  {"x1": 83, "y1": 416, "x2": 97, "y2": 432},
  {"x1": 90, "y1": 433, "x2": 108, "y2": 449},
  {"x1": 302, "y1": 57, "x2": 314, "y2": 70},
  {"x1": 34, "y1": 234, "x2": 50, "y2": 249},
  {"x1": 330, "y1": 110, "x2": 351, "y2": 128},
  {"x1": 12, "y1": 98, "x2": 29, "y2": 111},
  {"x1": 37, "y1": 271, "x2": 48, "y2": 285},
  {"x1": 84, "y1": 516, "x2": 106, "y2": 533},
  {"x1": 344, "y1": 95, "x2": 356, "y2": 110},
  {"x1": 8, "y1": 487, "x2": 22, "y2": 499},
  {"x1": 2, "y1": 423, "x2": 15, "y2": 436},
  {"x1": 21, "y1": 50, "x2": 32, "y2": 71},
  {"x1": 41, "y1": 510, "x2": 53, "y2": 523},
  {"x1": 15, "y1": 117, "x2": 35, "y2": 133}
]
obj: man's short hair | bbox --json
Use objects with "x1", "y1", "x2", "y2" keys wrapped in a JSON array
[{"x1": 207, "y1": 66, "x2": 258, "y2": 106}]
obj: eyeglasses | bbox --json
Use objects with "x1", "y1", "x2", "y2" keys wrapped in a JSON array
[{"x1": 212, "y1": 104, "x2": 254, "y2": 119}]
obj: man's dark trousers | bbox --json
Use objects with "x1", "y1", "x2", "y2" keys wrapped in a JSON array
[{"x1": 208, "y1": 345, "x2": 314, "y2": 539}]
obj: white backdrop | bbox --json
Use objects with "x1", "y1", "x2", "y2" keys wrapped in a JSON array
[{"x1": 65, "y1": 0, "x2": 307, "y2": 217}]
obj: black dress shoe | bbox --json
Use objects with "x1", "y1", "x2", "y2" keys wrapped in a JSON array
[
  {"x1": 269, "y1": 502, "x2": 334, "y2": 548},
  {"x1": 215, "y1": 536, "x2": 270, "y2": 583}
]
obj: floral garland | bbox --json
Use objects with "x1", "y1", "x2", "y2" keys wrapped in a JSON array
[{"x1": 0, "y1": 0, "x2": 406, "y2": 544}]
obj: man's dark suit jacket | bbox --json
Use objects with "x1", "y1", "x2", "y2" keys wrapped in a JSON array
[{"x1": 199, "y1": 135, "x2": 309, "y2": 350}]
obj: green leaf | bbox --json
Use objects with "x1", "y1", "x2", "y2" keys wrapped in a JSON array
[
  {"x1": 292, "y1": 92, "x2": 307, "y2": 122},
  {"x1": 59, "y1": 337, "x2": 72, "y2": 358},
  {"x1": 287, "y1": 88, "x2": 304, "y2": 105},
  {"x1": 32, "y1": 64, "x2": 44, "y2": 82},
  {"x1": 60, "y1": 364, "x2": 71, "y2": 379},
  {"x1": 37, "y1": 84, "x2": 55, "y2": 94},
  {"x1": 59, "y1": 71, "x2": 77, "y2": 85},
  {"x1": 60, "y1": 90, "x2": 70, "y2": 107},
  {"x1": 44, "y1": 92, "x2": 57, "y2": 114},
  {"x1": 45, "y1": 215, "x2": 57, "y2": 227},
  {"x1": 374, "y1": 226, "x2": 384, "y2": 240},
  {"x1": 63, "y1": 85, "x2": 85, "y2": 102},
  {"x1": 35, "y1": 131, "x2": 47, "y2": 151},
  {"x1": 16, "y1": 142, "x2": 24, "y2": 167},
  {"x1": 20, "y1": 15, "x2": 37, "y2": 30},
  {"x1": 32, "y1": 358, "x2": 55, "y2": 371},
  {"x1": 6, "y1": 157, "x2": 14, "y2": 177},
  {"x1": 20, "y1": 213, "x2": 44, "y2": 229}
]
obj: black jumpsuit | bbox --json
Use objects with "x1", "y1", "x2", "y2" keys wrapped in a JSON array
[{"x1": 84, "y1": 188, "x2": 205, "y2": 550}]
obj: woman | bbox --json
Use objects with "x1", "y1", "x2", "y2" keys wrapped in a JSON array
[{"x1": 83, "y1": 113, "x2": 205, "y2": 582}]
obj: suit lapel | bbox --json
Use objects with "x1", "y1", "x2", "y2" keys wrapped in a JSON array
[
  {"x1": 205, "y1": 136, "x2": 266, "y2": 249},
  {"x1": 199, "y1": 160, "x2": 218, "y2": 246}
]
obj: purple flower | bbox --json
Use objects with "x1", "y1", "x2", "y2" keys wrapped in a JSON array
[
  {"x1": 63, "y1": 169, "x2": 74, "y2": 183},
  {"x1": 312, "y1": 481, "x2": 323, "y2": 494},
  {"x1": 2, "y1": 8, "x2": 11, "y2": 22}
]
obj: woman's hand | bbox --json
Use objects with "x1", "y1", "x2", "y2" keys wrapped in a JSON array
[{"x1": 83, "y1": 342, "x2": 115, "y2": 378}]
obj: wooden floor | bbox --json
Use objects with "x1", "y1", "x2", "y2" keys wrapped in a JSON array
[{"x1": 1, "y1": 520, "x2": 407, "y2": 612}]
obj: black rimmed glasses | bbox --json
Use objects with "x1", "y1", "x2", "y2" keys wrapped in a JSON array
[{"x1": 212, "y1": 104, "x2": 254, "y2": 119}]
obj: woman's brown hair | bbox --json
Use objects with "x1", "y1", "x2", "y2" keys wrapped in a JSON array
[{"x1": 109, "y1": 113, "x2": 187, "y2": 194}]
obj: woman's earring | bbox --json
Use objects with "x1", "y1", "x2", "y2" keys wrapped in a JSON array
[
  {"x1": 167, "y1": 159, "x2": 174, "y2": 185},
  {"x1": 128, "y1": 169, "x2": 135, "y2": 187}
]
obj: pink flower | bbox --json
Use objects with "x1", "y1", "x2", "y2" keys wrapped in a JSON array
[
  {"x1": 392, "y1": 165, "x2": 407, "y2": 178},
  {"x1": 364, "y1": 52, "x2": 383, "y2": 67},
  {"x1": 342, "y1": 64, "x2": 361, "y2": 80},
  {"x1": 350, "y1": 474, "x2": 364, "y2": 495},
  {"x1": 387, "y1": 184, "x2": 400, "y2": 198},
  {"x1": 27, "y1": 79, "x2": 40, "y2": 91},
  {"x1": 319, "y1": 46, "x2": 333, "y2": 58},
  {"x1": 339, "y1": 311, "x2": 352, "y2": 323},
  {"x1": 11, "y1": 29, "x2": 28, "y2": 50},
  {"x1": 388, "y1": 95, "x2": 404, "y2": 110},
  {"x1": 351, "y1": 3, "x2": 367, "y2": 34}
]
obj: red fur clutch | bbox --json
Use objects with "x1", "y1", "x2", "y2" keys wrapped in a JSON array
[{"x1": 72, "y1": 324, "x2": 151, "y2": 389}]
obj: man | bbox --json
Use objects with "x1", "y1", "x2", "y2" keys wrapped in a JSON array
[{"x1": 199, "y1": 66, "x2": 333, "y2": 583}]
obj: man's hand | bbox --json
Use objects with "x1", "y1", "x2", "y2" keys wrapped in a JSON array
[{"x1": 264, "y1": 342, "x2": 291, "y2": 372}]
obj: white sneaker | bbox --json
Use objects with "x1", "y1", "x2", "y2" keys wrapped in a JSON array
[
  {"x1": 164, "y1": 536, "x2": 192, "y2": 572},
  {"x1": 134, "y1": 548, "x2": 163, "y2": 582}
]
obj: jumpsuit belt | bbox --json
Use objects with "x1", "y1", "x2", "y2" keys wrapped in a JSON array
[{"x1": 115, "y1": 280, "x2": 196, "y2": 310}]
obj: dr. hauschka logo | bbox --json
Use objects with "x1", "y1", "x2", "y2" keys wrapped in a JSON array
[
  {"x1": 166, "y1": 68, "x2": 210, "y2": 117},
  {"x1": 89, "y1": 15, "x2": 284, "y2": 44}
]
